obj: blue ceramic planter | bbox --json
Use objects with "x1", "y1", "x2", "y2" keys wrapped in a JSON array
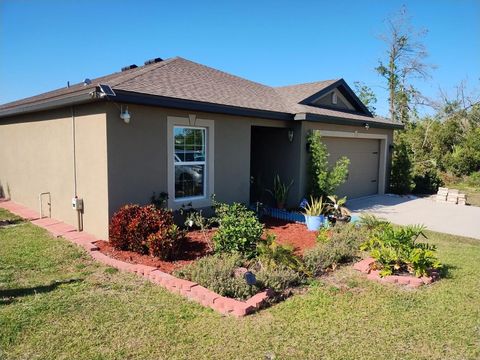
[{"x1": 305, "y1": 214, "x2": 324, "y2": 231}]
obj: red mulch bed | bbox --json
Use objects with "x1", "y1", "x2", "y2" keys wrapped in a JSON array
[
  {"x1": 263, "y1": 217, "x2": 318, "y2": 255},
  {"x1": 95, "y1": 217, "x2": 317, "y2": 273},
  {"x1": 94, "y1": 229, "x2": 214, "y2": 274}
]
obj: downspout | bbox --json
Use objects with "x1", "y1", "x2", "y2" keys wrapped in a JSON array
[{"x1": 71, "y1": 106, "x2": 83, "y2": 231}]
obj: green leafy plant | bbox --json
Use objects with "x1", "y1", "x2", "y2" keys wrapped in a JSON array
[
  {"x1": 304, "y1": 224, "x2": 363, "y2": 276},
  {"x1": 256, "y1": 232, "x2": 304, "y2": 273},
  {"x1": 302, "y1": 196, "x2": 326, "y2": 216},
  {"x1": 174, "y1": 254, "x2": 255, "y2": 300},
  {"x1": 267, "y1": 174, "x2": 294, "y2": 209},
  {"x1": 212, "y1": 202, "x2": 264, "y2": 258},
  {"x1": 325, "y1": 195, "x2": 351, "y2": 218},
  {"x1": 357, "y1": 214, "x2": 390, "y2": 231},
  {"x1": 360, "y1": 223, "x2": 441, "y2": 277},
  {"x1": 255, "y1": 265, "x2": 303, "y2": 293},
  {"x1": 307, "y1": 131, "x2": 350, "y2": 198}
]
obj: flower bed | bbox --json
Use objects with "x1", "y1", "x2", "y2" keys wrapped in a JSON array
[{"x1": 353, "y1": 257, "x2": 440, "y2": 288}]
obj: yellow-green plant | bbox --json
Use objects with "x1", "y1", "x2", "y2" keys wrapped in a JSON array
[{"x1": 302, "y1": 196, "x2": 326, "y2": 216}]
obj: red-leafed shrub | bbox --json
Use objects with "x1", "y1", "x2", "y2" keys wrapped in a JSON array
[
  {"x1": 147, "y1": 224, "x2": 184, "y2": 260},
  {"x1": 109, "y1": 204, "x2": 184, "y2": 259},
  {"x1": 109, "y1": 204, "x2": 143, "y2": 251}
]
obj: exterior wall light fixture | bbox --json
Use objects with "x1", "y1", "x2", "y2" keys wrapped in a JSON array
[{"x1": 288, "y1": 129, "x2": 294, "y2": 142}]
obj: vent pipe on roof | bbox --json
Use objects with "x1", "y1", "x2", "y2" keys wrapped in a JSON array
[
  {"x1": 121, "y1": 64, "x2": 138, "y2": 72},
  {"x1": 144, "y1": 57, "x2": 163, "y2": 66}
]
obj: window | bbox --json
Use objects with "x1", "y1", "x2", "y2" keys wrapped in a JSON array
[
  {"x1": 173, "y1": 126, "x2": 206, "y2": 199},
  {"x1": 332, "y1": 92, "x2": 338, "y2": 104}
]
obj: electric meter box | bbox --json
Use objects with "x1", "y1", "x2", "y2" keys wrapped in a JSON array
[{"x1": 72, "y1": 197, "x2": 83, "y2": 211}]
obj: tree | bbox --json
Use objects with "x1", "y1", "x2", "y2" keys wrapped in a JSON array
[
  {"x1": 390, "y1": 135, "x2": 414, "y2": 194},
  {"x1": 376, "y1": 6, "x2": 433, "y2": 123},
  {"x1": 353, "y1": 81, "x2": 377, "y2": 115},
  {"x1": 307, "y1": 131, "x2": 350, "y2": 198}
]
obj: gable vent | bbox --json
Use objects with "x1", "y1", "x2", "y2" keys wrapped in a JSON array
[
  {"x1": 121, "y1": 64, "x2": 138, "y2": 72},
  {"x1": 144, "y1": 57, "x2": 163, "y2": 66}
]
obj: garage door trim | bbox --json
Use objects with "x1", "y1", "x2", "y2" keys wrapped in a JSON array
[{"x1": 319, "y1": 130, "x2": 388, "y2": 196}]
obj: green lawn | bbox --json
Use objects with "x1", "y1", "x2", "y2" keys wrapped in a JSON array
[
  {"x1": 1, "y1": 209, "x2": 479, "y2": 360},
  {"x1": 444, "y1": 181, "x2": 480, "y2": 207}
]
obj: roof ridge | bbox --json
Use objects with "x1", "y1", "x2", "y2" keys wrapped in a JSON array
[
  {"x1": 110, "y1": 57, "x2": 179, "y2": 88},
  {"x1": 275, "y1": 79, "x2": 340, "y2": 89}
]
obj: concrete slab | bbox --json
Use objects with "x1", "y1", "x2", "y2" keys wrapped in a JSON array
[{"x1": 348, "y1": 194, "x2": 480, "y2": 239}]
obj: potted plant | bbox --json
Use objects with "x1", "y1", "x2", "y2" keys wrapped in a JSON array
[
  {"x1": 267, "y1": 174, "x2": 294, "y2": 209},
  {"x1": 302, "y1": 196, "x2": 326, "y2": 231},
  {"x1": 326, "y1": 195, "x2": 351, "y2": 224}
]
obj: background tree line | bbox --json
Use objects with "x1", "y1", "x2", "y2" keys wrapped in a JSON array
[{"x1": 355, "y1": 6, "x2": 480, "y2": 195}]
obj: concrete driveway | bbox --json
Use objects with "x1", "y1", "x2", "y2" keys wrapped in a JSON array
[{"x1": 347, "y1": 194, "x2": 480, "y2": 239}]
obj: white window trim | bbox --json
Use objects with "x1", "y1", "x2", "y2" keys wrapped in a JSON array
[
  {"x1": 167, "y1": 116, "x2": 214, "y2": 209},
  {"x1": 318, "y1": 130, "x2": 388, "y2": 195}
]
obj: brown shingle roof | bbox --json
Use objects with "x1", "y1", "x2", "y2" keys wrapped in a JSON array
[{"x1": 0, "y1": 56, "x2": 401, "y2": 127}]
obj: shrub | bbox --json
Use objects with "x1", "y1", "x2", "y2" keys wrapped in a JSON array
[
  {"x1": 174, "y1": 254, "x2": 255, "y2": 300},
  {"x1": 147, "y1": 224, "x2": 184, "y2": 260},
  {"x1": 360, "y1": 223, "x2": 441, "y2": 277},
  {"x1": 212, "y1": 202, "x2": 263, "y2": 258},
  {"x1": 255, "y1": 265, "x2": 303, "y2": 292},
  {"x1": 307, "y1": 131, "x2": 350, "y2": 198},
  {"x1": 304, "y1": 224, "x2": 363, "y2": 276},
  {"x1": 466, "y1": 171, "x2": 480, "y2": 187},
  {"x1": 412, "y1": 167, "x2": 443, "y2": 194},
  {"x1": 109, "y1": 204, "x2": 143, "y2": 251},
  {"x1": 109, "y1": 204, "x2": 183, "y2": 259},
  {"x1": 390, "y1": 138, "x2": 414, "y2": 194},
  {"x1": 256, "y1": 233, "x2": 304, "y2": 273}
]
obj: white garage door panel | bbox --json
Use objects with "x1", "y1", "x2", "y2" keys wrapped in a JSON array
[{"x1": 322, "y1": 137, "x2": 380, "y2": 199}]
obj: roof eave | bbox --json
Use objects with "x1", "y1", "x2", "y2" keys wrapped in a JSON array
[
  {"x1": 112, "y1": 90, "x2": 294, "y2": 121},
  {"x1": 0, "y1": 91, "x2": 98, "y2": 118},
  {"x1": 295, "y1": 112, "x2": 404, "y2": 130}
]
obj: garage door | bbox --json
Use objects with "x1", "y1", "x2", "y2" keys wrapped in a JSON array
[{"x1": 322, "y1": 137, "x2": 380, "y2": 199}]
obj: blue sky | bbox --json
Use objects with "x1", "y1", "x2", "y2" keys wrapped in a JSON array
[{"x1": 1, "y1": 0, "x2": 479, "y2": 117}]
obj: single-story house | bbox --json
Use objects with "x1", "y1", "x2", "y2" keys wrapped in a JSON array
[{"x1": 0, "y1": 56, "x2": 402, "y2": 239}]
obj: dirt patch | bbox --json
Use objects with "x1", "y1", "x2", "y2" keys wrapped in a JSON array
[{"x1": 263, "y1": 217, "x2": 317, "y2": 255}]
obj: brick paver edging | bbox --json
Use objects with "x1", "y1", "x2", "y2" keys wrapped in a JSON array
[
  {"x1": 0, "y1": 199, "x2": 272, "y2": 317},
  {"x1": 353, "y1": 257, "x2": 440, "y2": 288}
]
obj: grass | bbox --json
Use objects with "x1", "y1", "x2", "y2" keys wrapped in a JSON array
[
  {"x1": 1, "y1": 209, "x2": 480, "y2": 359},
  {"x1": 444, "y1": 179, "x2": 480, "y2": 207}
]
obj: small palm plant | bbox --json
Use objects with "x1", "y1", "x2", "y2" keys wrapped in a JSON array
[
  {"x1": 302, "y1": 196, "x2": 326, "y2": 216},
  {"x1": 267, "y1": 174, "x2": 294, "y2": 209}
]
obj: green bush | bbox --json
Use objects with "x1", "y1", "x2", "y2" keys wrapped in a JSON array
[
  {"x1": 212, "y1": 202, "x2": 263, "y2": 258},
  {"x1": 174, "y1": 254, "x2": 254, "y2": 300},
  {"x1": 466, "y1": 171, "x2": 480, "y2": 187},
  {"x1": 307, "y1": 131, "x2": 350, "y2": 198},
  {"x1": 174, "y1": 253, "x2": 304, "y2": 299},
  {"x1": 304, "y1": 224, "x2": 363, "y2": 276},
  {"x1": 390, "y1": 137, "x2": 414, "y2": 194},
  {"x1": 412, "y1": 165, "x2": 443, "y2": 194},
  {"x1": 255, "y1": 265, "x2": 303, "y2": 292},
  {"x1": 256, "y1": 233, "x2": 304, "y2": 272},
  {"x1": 360, "y1": 223, "x2": 442, "y2": 277}
]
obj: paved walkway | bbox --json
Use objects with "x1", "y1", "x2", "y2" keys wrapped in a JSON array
[{"x1": 348, "y1": 194, "x2": 480, "y2": 239}]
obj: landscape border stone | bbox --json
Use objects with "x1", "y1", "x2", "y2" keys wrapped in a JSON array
[
  {"x1": 353, "y1": 257, "x2": 439, "y2": 288},
  {"x1": 0, "y1": 199, "x2": 273, "y2": 317}
]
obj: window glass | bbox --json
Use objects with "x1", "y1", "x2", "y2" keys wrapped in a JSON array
[{"x1": 174, "y1": 127, "x2": 206, "y2": 198}]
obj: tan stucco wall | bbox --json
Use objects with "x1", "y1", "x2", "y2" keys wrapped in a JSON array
[
  {"x1": 105, "y1": 103, "x2": 296, "y2": 215},
  {"x1": 0, "y1": 103, "x2": 109, "y2": 239}
]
